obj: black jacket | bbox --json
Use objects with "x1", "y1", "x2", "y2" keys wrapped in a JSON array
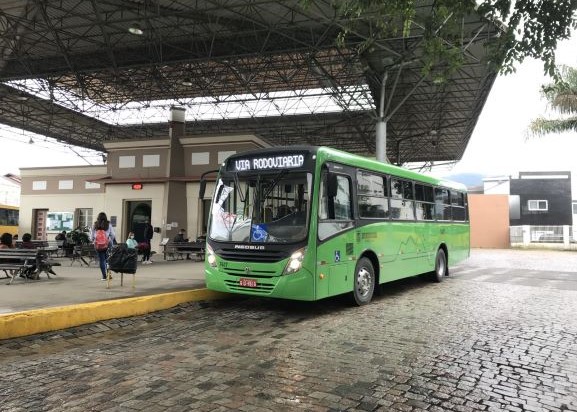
[{"x1": 144, "y1": 224, "x2": 153, "y2": 241}]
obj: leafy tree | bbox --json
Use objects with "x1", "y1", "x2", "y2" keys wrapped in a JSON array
[
  {"x1": 530, "y1": 65, "x2": 577, "y2": 136},
  {"x1": 302, "y1": 0, "x2": 577, "y2": 79}
]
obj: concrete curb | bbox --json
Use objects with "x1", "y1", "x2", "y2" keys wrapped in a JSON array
[{"x1": 0, "y1": 288, "x2": 228, "y2": 341}]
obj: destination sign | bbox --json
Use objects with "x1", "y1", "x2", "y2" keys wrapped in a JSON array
[{"x1": 231, "y1": 154, "x2": 305, "y2": 171}]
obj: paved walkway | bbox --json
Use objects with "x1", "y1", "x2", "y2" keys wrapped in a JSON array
[
  {"x1": 0, "y1": 256, "x2": 207, "y2": 314},
  {"x1": 3, "y1": 248, "x2": 577, "y2": 315}
]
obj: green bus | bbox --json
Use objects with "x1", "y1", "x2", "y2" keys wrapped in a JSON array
[{"x1": 203, "y1": 146, "x2": 469, "y2": 305}]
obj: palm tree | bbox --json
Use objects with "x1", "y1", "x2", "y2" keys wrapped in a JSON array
[{"x1": 530, "y1": 65, "x2": 577, "y2": 136}]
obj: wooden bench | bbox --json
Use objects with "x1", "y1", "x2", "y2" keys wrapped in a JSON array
[
  {"x1": 162, "y1": 240, "x2": 205, "y2": 261},
  {"x1": 0, "y1": 249, "x2": 61, "y2": 285},
  {"x1": 70, "y1": 244, "x2": 97, "y2": 266},
  {"x1": 14, "y1": 240, "x2": 60, "y2": 257}
]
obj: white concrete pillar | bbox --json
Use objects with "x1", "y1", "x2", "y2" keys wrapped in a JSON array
[
  {"x1": 522, "y1": 225, "x2": 531, "y2": 246},
  {"x1": 563, "y1": 225, "x2": 570, "y2": 248}
]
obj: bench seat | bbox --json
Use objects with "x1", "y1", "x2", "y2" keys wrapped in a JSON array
[
  {"x1": 0, "y1": 249, "x2": 59, "y2": 284},
  {"x1": 162, "y1": 240, "x2": 205, "y2": 261}
]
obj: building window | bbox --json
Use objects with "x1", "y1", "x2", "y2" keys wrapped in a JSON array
[
  {"x1": 75, "y1": 208, "x2": 93, "y2": 230},
  {"x1": 119, "y1": 155, "x2": 136, "y2": 168},
  {"x1": 218, "y1": 151, "x2": 236, "y2": 164},
  {"x1": 143, "y1": 154, "x2": 160, "y2": 167},
  {"x1": 191, "y1": 152, "x2": 210, "y2": 165},
  {"x1": 85, "y1": 182, "x2": 101, "y2": 189},
  {"x1": 528, "y1": 200, "x2": 548, "y2": 211},
  {"x1": 32, "y1": 181, "x2": 47, "y2": 190},
  {"x1": 58, "y1": 180, "x2": 73, "y2": 190}
]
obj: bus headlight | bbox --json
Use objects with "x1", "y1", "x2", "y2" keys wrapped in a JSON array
[
  {"x1": 283, "y1": 248, "x2": 306, "y2": 275},
  {"x1": 206, "y1": 244, "x2": 217, "y2": 267}
]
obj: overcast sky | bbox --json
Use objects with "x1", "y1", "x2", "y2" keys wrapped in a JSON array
[
  {"x1": 1, "y1": 35, "x2": 576, "y2": 182},
  {"x1": 451, "y1": 35, "x2": 577, "y2": 177}
]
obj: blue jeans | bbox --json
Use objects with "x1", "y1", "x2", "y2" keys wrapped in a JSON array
[
  {"x1": 142, "y1": 240, "x2": 151, "y2": 261},
  {"x1": 97, "y1": 249, "x2": 107, "y2": 278}
]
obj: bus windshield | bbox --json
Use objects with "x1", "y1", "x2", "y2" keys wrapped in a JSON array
[{"x1": 209, "y1": 171, "x2": 312, "y2": 243}]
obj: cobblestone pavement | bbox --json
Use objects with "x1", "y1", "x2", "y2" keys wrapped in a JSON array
[{"x1": 1, "y1": 250, "x2": 577, "y2": 411}]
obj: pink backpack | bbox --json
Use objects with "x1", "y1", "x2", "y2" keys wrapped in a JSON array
[{"x1": 94, "y1": 229, "x2": 108, "y2": 251}]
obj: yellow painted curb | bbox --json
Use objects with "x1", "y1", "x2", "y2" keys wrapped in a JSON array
[{"x1": 0, "y1": 288, "x2": 229, "y2": 341}]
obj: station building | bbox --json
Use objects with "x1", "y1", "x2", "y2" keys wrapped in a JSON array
[{"x1": 18, "y1": 108, "x2": 269, "y2": 251}]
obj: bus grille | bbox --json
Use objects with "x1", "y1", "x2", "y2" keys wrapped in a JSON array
[
  {"x1": 222, "y1": 267, "x2": 277, "y2": 277},
  {"x1": 217, "y1": 248, "x2": 288, "y2": 263}
]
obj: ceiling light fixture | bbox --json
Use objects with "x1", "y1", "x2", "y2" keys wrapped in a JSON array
[{"x1": 128, "y1": 23, "x2": 143, "y2": 35}]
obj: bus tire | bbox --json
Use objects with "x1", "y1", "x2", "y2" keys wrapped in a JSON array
[
  {"x1": 431, "y1": 248, "x2": 447, "y2": 283},
  {"x1": 352, "y1": 257, "x2": 375, "y2": 306}
]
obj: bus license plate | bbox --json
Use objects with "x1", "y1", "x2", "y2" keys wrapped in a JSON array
[{"x1": 239, "y1": 278, "x2": 257, "y2": 288}]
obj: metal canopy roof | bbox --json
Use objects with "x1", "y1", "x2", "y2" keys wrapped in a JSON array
[{"x1": 0, "y1": 0, "x2": 502, "y2": 164}]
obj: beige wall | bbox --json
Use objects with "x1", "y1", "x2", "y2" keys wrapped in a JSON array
[
  {"x1": 18, "y1": 193, "x2": 105, "y2": 238},
  {"x1": 469, "y1": 194, "x2": 510, "y2": 249},
  {"x1": 18, "y1": 134, "x2": 269, "y2": 249},
  {"x1": 19, "y1": 166, "x2": 108, "y2": 239},
  {"x1": 20, "y1": 166, "x2": 106, "y2": 195},
  {"x1": 105, "y1": 183, "x2": 166, "y2": 252}
]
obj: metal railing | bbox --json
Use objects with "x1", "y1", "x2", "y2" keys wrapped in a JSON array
[{"x1": 510, "y1": 225, "x2": 577, "y2": 250}]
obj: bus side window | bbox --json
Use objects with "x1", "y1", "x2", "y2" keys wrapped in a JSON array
[
  {"x1": 318, "y1": 171, "x2": 353, "y2": 240},
  {"x1": 320, "y1": 171, "x2": 352, "y2": 220},
  {"x1": 333, "y1": 175, "x2": 352, "y2": 220}
]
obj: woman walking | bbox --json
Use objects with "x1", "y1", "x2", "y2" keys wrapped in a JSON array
[{"x1": 90, "y1": 212, "x2": 116, "y2": 281}]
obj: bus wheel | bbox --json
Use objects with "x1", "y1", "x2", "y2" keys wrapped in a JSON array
[
  {"x1": 352, "y1": 257, "x2": 375, "y2": 305},
  {"x1": 431, "y1": 248, "x2": 447, "y2": 283}
]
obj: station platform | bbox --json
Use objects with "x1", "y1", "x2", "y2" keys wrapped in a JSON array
[{"x1": 0, "y1": 256, "x2": 225, "y2": 340}]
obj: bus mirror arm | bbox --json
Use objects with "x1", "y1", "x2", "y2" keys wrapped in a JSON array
[{"x1": 199, "y1": 169, "x2": 220, "y2": 199}]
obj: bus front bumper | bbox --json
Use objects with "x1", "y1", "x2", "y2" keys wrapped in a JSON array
[{"x1": 204, "y1": 266, "x2": 315, "y2": 301}]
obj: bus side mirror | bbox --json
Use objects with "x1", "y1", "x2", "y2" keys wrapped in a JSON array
[
  {"x1": 199, "y1": 181, "x2": 206, "y2": 199},
  {"x1": 327, "y1": 173, "x2": 338, "y2": 198}
]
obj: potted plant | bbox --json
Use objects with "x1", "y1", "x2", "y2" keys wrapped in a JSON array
[{"x1": 67, "y1": 226, "x2": 90, "y2": 246}]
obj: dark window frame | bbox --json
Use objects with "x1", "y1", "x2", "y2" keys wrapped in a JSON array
[
  {"x1": 390, "y1": 178, "x2": 416, "y2": 221},
  {"x1": 415, "y1": 183, "x2": 435, "y2": 221},
  {"x1": 356, "y1": 170, "x2": 390, "y2": 220}
]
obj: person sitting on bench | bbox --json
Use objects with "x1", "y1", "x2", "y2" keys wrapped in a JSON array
[
  {"x1": 16, "y1": 233, "x2": 37, "y2": 278},
  {"x1": 20, "y1": 233, "x2": 36, "y2": 249},
  {"x1": 173, "y1": 229, "x2": 191, "y2": 260}
]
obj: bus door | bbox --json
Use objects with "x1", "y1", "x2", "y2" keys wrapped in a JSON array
[{"x1": 317, "y1": 165, "x2": 355, "y2": 297}]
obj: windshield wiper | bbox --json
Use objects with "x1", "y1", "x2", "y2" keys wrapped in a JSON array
[
  {"x1": 262, "y1": 169, "x2": 288, "y2": 202},
  {"x1": 232, "y1": 172, "x2": 246, "y2": 203}
]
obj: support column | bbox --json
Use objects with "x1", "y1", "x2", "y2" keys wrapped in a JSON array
[
  {"x1": 376, "y1": 120, "x2": 386, "y2": 162},
  {"x1": 162, "y1": 107, "x2": 188, "y2": 241},
  {"x1": 376, "y1": 71, "x2": 389, "y2": 163}
]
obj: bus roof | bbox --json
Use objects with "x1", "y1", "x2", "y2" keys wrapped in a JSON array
[{"x1": 224, "y1": 146, "x2": 467, "y2": 192}]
